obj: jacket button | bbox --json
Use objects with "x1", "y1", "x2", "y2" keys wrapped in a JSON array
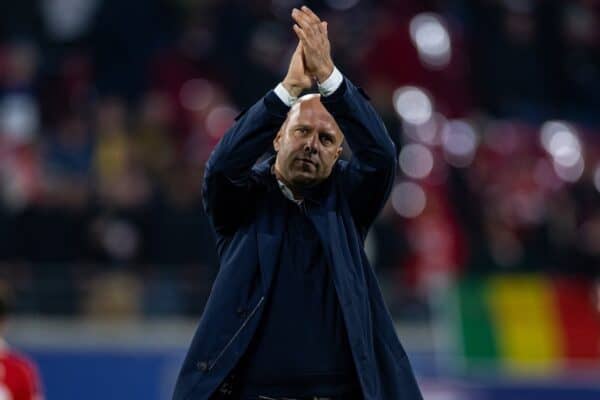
[
  {"x1": 236, "y1": 307, "x2": 247, "y2": 318},
  {"x1": 197, "y1": 361, "x2": 208, "y2": 372}
]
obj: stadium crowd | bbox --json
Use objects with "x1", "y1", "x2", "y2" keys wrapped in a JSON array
[{"x1": 0, "y1": 0, "x2": 598, "y2": 317}]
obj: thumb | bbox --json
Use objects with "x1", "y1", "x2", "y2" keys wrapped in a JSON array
[{"x1": 292, "y1": 41, "x2": 305, "y2": 60}]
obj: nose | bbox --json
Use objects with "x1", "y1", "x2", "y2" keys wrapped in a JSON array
[{"x1": 304, "y1": 133, "x2": 318, "y2": 155}]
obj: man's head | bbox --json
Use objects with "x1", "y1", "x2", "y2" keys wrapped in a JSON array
[{"x1": 273, "y1": 94, "x2": 343, "y2": 191}]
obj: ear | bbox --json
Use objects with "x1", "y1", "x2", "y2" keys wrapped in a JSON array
[
  {"x1": 334, "y1": 145, "x2": 342, "y2": 160},
  {"x1": 273, "y1": 129, "x2": 282, "y2": 152}
]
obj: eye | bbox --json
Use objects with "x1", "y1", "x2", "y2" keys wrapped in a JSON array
[
  {"x1": 295, "y1": 127, "x2": 309, "y2": 135},
  {"x1": 320, "y1": 134, "x2": 334, "y2": 145}
]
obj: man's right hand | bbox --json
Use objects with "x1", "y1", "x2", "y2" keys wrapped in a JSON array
[
  {"x1": 282, "y1": 42, "x2": 313, "y2": 98},
  {"x1": 292, "y1": 6, "x2": 334, "y2": 84}
]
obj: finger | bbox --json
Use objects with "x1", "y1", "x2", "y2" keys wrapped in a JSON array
[
  {"x1": 310, "y1": 22, "x2": 326, "y2": 40},
  {"x1": 301, "y1": 5, "x2": 321, "y2": 23},
  {"x1": 294, "y1": 19, "x2": 320, "y2": 48},
  {"x1": 293, "y1": 24, "x2": 308, "y2": 43},
  {"x1": 292, "y1": 8, "x2": 314, "y2": 31},
  {"x1": 293, "y1": 7, "x2": 322, "y2": 34},
  {"x1": 319, "y1": 21, "x2": 327, "y2": 35},
  {"x1": 290, "y1": 41, "x2": 302, "y2": 59}
]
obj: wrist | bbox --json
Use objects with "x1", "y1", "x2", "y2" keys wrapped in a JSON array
[
  {"x1": 281, "y1": 80, "x2": 304, "y2": 98},
  {"x1": 315, "y1": 62, "x2": 334, "y2": 83}
]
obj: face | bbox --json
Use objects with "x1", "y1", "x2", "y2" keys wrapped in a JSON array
[{"x1": 273, "y1": 95, "x2": 343, "y2": 189}]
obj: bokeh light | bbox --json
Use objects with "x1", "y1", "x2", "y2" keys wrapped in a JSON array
[
  {"x1": 540, "y1": 120, "x2": 584, "y2": 176},
  {"x1": 441, "y1": 120, "x2": 478, "y2": 167},
  {"x1": 399, "y1": 143, "x2": 434, "y2": 179},
  {"x1": 0, "y1": 94, "x2": 39, "y2": 143},
  {"x1": 101, "y1": 220, "x2": 140, "y2": 261},
  {"x1": 593, "y1": 164, "x2": 600, "y2": 192},
  {"x1": 391, "y1": 181, "x2": 427, "y2": 218},
  {"x1": 180, "y1": 79, "x2": 216, "y2": 112},
  {"x1": 393, "y1": 86, "x2": 433, "y2": 125},
  {"x1": 403, "y1": 112, "x2": 446, "y2": 145},
  {"x1": 205, "y1": 105, "x2": 238, "y2": 138},
  {"x1": 548, "y1": 130, "x2": 582, "y2": 167},
  {"x1": 553, "y1": 156, "x2": 585, "y2": 183},
  {"x1": 409, "y1": 13, "x2": 452, "y2": 68},
  {"x1": 540, "y1": 121, "x2": 578, "y2": 153}
]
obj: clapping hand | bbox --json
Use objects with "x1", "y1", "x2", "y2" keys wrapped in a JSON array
[
  {"x1": 291, "y1": 6, "x2": 334, "y2": 83},
  {"x1": 282, "y1": 41, "x2": 313, "y2": 98}
]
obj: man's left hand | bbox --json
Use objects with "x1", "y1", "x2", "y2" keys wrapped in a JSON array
[{"x1": 291, "y1": 6, "x2": 335, "y2": 83}]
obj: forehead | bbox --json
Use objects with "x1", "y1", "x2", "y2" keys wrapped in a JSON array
[{"x1": 287, "y1": 98, "x2": 342, "y2": 136}]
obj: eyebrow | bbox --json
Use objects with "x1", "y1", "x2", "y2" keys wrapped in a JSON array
[
  {"x1": 291, "y1": 122, "x2": 340, "y2": 142},
  {"x1": 319, "y1": 131, "x2": 336, "y2": 140},
  {"x1": 291, "y1": 123, "x2": 311, "y2": 130}
]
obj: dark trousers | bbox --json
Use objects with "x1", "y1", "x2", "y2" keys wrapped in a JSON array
[
  {"x1": 209, "y1": 370, "x2": 363, "y2": 400},
  {"x1": 211, "y1": 385, "x2": 363, "y2": 400}
]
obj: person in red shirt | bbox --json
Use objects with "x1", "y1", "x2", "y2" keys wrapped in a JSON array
[{"x1": 0, "y1": 288, "x2": 44, "y2": 400}]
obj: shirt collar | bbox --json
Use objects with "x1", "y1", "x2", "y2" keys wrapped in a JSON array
[
  {"x1": 276, "y1": 179, "x2": 303, "y2": 205},
  {"x1": 271, "y1": 165, "x2": 303, "y2": 205},
  {"x1": 270, "y1": 165, "x2": 325, "y2": 206}
]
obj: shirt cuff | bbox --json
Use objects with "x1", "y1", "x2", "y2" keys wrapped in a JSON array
[
  {"x1": 318, "y1": 66, "x2": 343, "y2": 97},
  {"x1": 274, "y1": 83, "x2": 297, "y2": 107}
]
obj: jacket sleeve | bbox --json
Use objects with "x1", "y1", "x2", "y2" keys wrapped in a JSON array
[
  {"x1": 203, "y1": 91, "x2": 289, "y2": 235},
  {"x1": 322, "y1": 79, "x2": 397, "y2": 234}
]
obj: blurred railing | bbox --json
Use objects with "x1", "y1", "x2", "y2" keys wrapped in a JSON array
[{"x1": 4, "y1": 263, "x2": 215, "y2": 317}]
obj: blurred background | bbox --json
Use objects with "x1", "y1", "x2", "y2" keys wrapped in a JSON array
[{"x1": 0, "y1": 0, "x2": 599, "y2": 399}]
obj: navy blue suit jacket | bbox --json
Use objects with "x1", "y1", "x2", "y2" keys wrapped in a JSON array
[{"x1": 173, "y1": 79, "x2": 423, "y2": 400}]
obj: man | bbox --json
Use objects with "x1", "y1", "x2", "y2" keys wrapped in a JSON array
[
  {"x1": 0, "y1": 286, "x2": 44, "y2": 400},
  {"x1": 173, "y1": 6, "x2": 423, "y2": 400}
]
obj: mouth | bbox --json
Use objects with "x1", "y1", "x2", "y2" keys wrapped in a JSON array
[
  {"x1": 295, "y1": 157, "x2": 318, "y2": 172},
  {"x1": 297, "y1": 157, "x2": 317, "y2": 166}
]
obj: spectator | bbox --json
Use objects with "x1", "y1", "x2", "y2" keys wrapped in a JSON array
[{"x1": 0, "y1": 283, "x2": 44, "y2": 400}]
